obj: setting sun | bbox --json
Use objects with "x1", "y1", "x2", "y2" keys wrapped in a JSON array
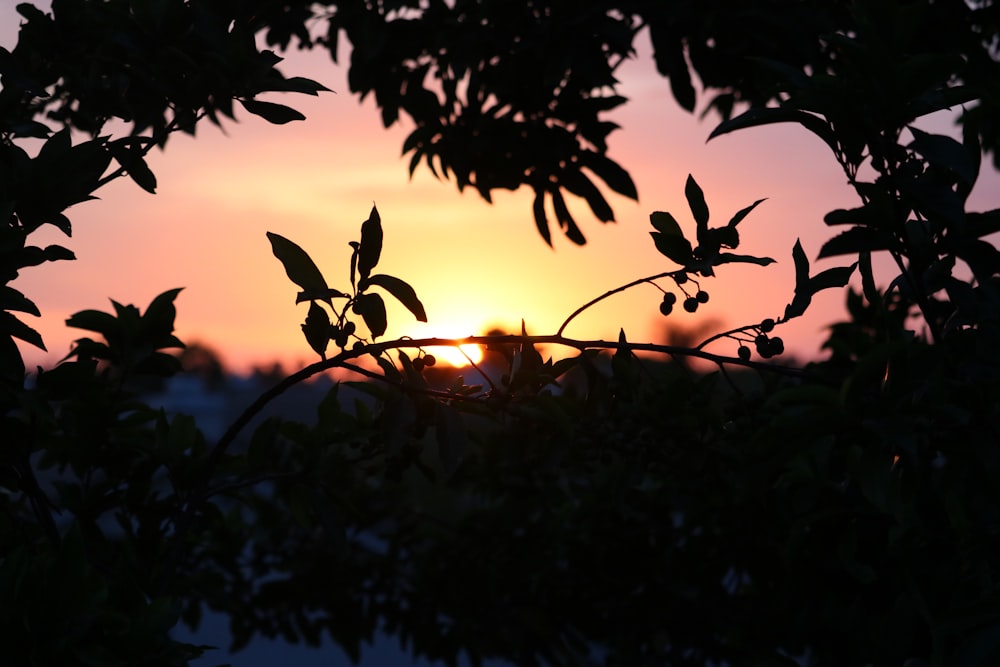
[{"x1": 401, "y1": 323, "x2": 486, "y2": 367}]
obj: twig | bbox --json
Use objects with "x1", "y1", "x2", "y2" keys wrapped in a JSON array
[{"x1": 556, "y1": 272, "x2": 676, "y2": 336}]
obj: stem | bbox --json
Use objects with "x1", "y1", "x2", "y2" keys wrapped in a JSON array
[{"x1": 557, "y1": 272, "x2": 676, "y2": 336}]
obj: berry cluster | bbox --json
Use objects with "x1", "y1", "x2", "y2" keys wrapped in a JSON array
[
  {"x1": 411, "y1": 353, "x2": 437, "y2": 372},
  {"x1": 735, "y1": 319, "x2": 783, "y2": 360},
  {"x1": 659, "y1": 289, "x2": 709, "y2": 316},
  {"x1": 331, "y1": 320, "x2": 357, "y2": 349}
]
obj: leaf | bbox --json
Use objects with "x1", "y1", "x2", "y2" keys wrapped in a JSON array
[
  {"x1": 968, "y1": 209, "x2": 1000, "y2": 239},
  {"x1": 650, "y1": 231, "x2": 694, "y2": 266},
  {"x1": 364, "y1": 274, "x2": 427, "y2": 322},
  {"x1": 142, "y1": 288, "x2": 183, "y2": 335},
  {"x1": 0, "y1": 286, "x2": 39, "y2": 315},
  {"x1": 66, "y1": 309, "x2": 118, "y2": 337},
  {"x1": 267, "y1": 76, "x2": 332, "y2": 96},
  {"x1": 353, "y1": 292, "x2": 387, "y2": 338},
  {"x1": 649, "y1": 22, "x2": 695, "y2": 112},
  {"x1": 239, "y1": 99, "x2": 306, "y2": 124},
  {"x1": 551, "y1": 190, "x2": 586, "y2": 245},
  {"x1": 561, "y1": 170, "x2": 614, "y2": 223},
  {"x1": 301, "y1": 302, "x2": 330, "y2": 358},
  {"x1": 792, "y1": 239, "x2": 810, "y2": 289},
  {"x1": 267, "y1": 232, "x2": 330, "y2": 298},
  {"x1": 727, "y1": 198, "x2": 767, "y2": 227},
  {"x1": 908, "y1": 126, "x2": 977, "y2": 185},
  {"x1": 296, "y1": 288, "x2": 350, "y2": 304},
  {"x1": 42, "y1": 245, "x2": 74, "y2": 262},
  {"x1": 108, "y1": 140, "x2": 157, "y2": 194},
  {"x1": 358, "y1": 205, "x2": 383, "y2": 281},
  {"x1": 809, "y1": 263, "x2": 857, "y2": 292},
  {"x1": 818, "y1": 227, "x2": 895, "y2": 258},
  {"x1": 713, "y1": 253, "x2": 776, "y2": 267},
  {"x1": 906, "y1": 84, "x2": 979, "y2": 120},
  {"x1": 709, "y1": 107, "x2": 838, "y2": 156},
  {"x1": 685, "y1": 174, "x2": 710, "y2": 235},
  {"x1": 532, "y1": 189, "x2": 553, "y2": 247},
  {"x1": 783, "y1": 240, "x2": 812, "y2": 320},
  {"x1": 435, "y1": 403, "x2": 466, "y2": 476},
  {"x1": 649, "y1": 211, "x2": 685, "y2": 237},
  {"x1": 859, "y1": 251, "x2": 879, "y2": 306},
  {"x1": 580, "y1": 150, "x2": 638, "y2": 199},
  {"x1": 1, "y1": 312, "x2": 45, "y2": 350}
]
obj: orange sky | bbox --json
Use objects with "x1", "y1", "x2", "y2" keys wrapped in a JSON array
[{"x1": 7, "y1": 10, "x2": 1000, "y2": 374}]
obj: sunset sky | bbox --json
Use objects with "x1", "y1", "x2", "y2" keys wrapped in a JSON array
[{"x1": 6, "y1": 8, "x2": 1000, "y2": 374}]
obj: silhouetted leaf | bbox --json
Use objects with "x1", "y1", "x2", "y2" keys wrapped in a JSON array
[
  {"x1": 685, "y1": 175, "x2": 710, "y2": 235},
  {"x1": 650, "y1": 22, "x2": 695, "y2": 111},
  {"x1": 809, "y1": 263, "x2": 857, "y2": 292},
  {"x1": 66, "y1": 309, "x2": 118, "y2": 337},
  {"x1": 792, "y1": 239, "x2": 810, "y2": 288},
  {"x1": 239, "y1": 99, "x2": 306, "y2": 124},
  {"x1": 296, "y1": 288, "x2": 350, "y2": 304},
  {"x1": 908, "y1": 126, "x2": 977, "y2": 185},
  {"x1": 859, "y1": 251, "x2": 879, "y2": 305},
  {"x1": 41, "y1": 245, "x2": 74, "y2": 262},
  {"x1": 267, "y1": 232, "x2": 330, "y2": 299},
  {"x1": 580, "y1": 151, "x2": 638, "y2": 200},
  {"x1": 1, "y1": 312, "x2": 45, "y2": 350},
  {"x1": 783, "y1": 239, "x2": 812, "y2": 320},
  {"x1": 108, "y1": 140, "x2": 157, "y2": 194},
  {"x1": 727, "y1": 198, "x2": 767, "y2": 227},
  {"x1": 818, "y1": 227, "x2": 895, "y2": 258},
  {"x1": 710, "y1": 107, "x2": 838, "y2": 156},
  {"x1": 353, "y1": 292, "x2": 387, "y2": 338},
  {"x1": 968, "y1": 210, "x2": 1000, "y2": 238},
  {"x1": 267, "y1": 76, "x2": 332, "y2": 96},
  {"x1": 0, "y1": 286, "x2": 39, "y2": 315},
  {"x1": 649, "y1": 211, "x2": 685, "y2": 237},
  {"x1": 301, "y1": 302, "x2": 330, "y2": 358},
  {"x1": 906, "y1": 85, "x2": 978, "y2": 119},
  {"x1": 142, "y1": 288, "x2": 183, "y2": 336},
  {"x1": 714, "y1": 253, "x2": 776, "y2": 266},
  {"x1": 650, "y1": 232, "x2": 694, "y2": 265},
  {"x1": 532, "y1": 189, "x2": 553, "y2": 247},
  {"x1": 365, "y1": 274, "x2": 427, "y2": 322},
  {"x1": 358, "y1": 205, "x2": 383, "y2": 281},
  {"x1": 562, "y1": 170, "x2": 614, "y2": 223},
  {"x1": 552, "y1": 190, "x2": 586, "y2": 245}
]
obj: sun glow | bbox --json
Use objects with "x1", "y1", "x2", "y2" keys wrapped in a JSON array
[{"x1": 405, "y1": 323, "x2": 486, "y2": 367}]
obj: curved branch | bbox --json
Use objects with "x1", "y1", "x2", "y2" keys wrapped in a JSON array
[{"x1": 556, "y1": 272, "x2": 676, "y2": 336}]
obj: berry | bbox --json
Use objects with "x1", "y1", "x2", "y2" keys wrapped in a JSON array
[
  {"x1": 343, "y1": 321, "x2": 357, "y2": 336},
  {"x1": 662, "y1": 292, "x2": 677, "y2": 305},
  {"x1": 412, "y1": 357, "x2": 426, "y2": 372},
  {"x1": 755, "y1": 334, "x2": 771, "y2": 358},
  {"x1": 675, "y1": 272, "x2": 689, "y2": 285},
  {"x1": 696, "y1": 290, "x2": 709, "y2": 304},
  {"x1": 352, "y1": 341, "x2": 365, "y2": 351},
  {"x1": 683, "y1": 297, "x2": 699, "y2": 313},
  {"x1": 659, "y1": 301, "x2": 674, "y2": 316},
  {"x1": 771, "y1": 337, "x2": 785, "y2": 355},
  {"x1": 759, "y1": 318, "x2": 775, "y2": 333},
  {"x1": 738, "y1": 345, "x2": 751, "y2": 361},
  {"x1": 423, "y1": 354, "x2": 437, "y2": 367}
]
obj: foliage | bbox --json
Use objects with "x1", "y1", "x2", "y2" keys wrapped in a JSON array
[{"x1": 2, "y1": 1, "x2": 1000, "y2": 667}]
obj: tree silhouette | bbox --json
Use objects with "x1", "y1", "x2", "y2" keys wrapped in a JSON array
[{"x1": 2, "y1": 1, "x2": 1000, "y2": 666}]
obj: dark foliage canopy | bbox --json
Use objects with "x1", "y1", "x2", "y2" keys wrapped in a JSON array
[{"x1": 2, "y1": 2, "x2": 1000, "y2": 666}]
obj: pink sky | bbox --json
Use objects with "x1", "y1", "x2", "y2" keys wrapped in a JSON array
[{"x1": 7, "y1": 10, "x2": 1000, "y2": 373}]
